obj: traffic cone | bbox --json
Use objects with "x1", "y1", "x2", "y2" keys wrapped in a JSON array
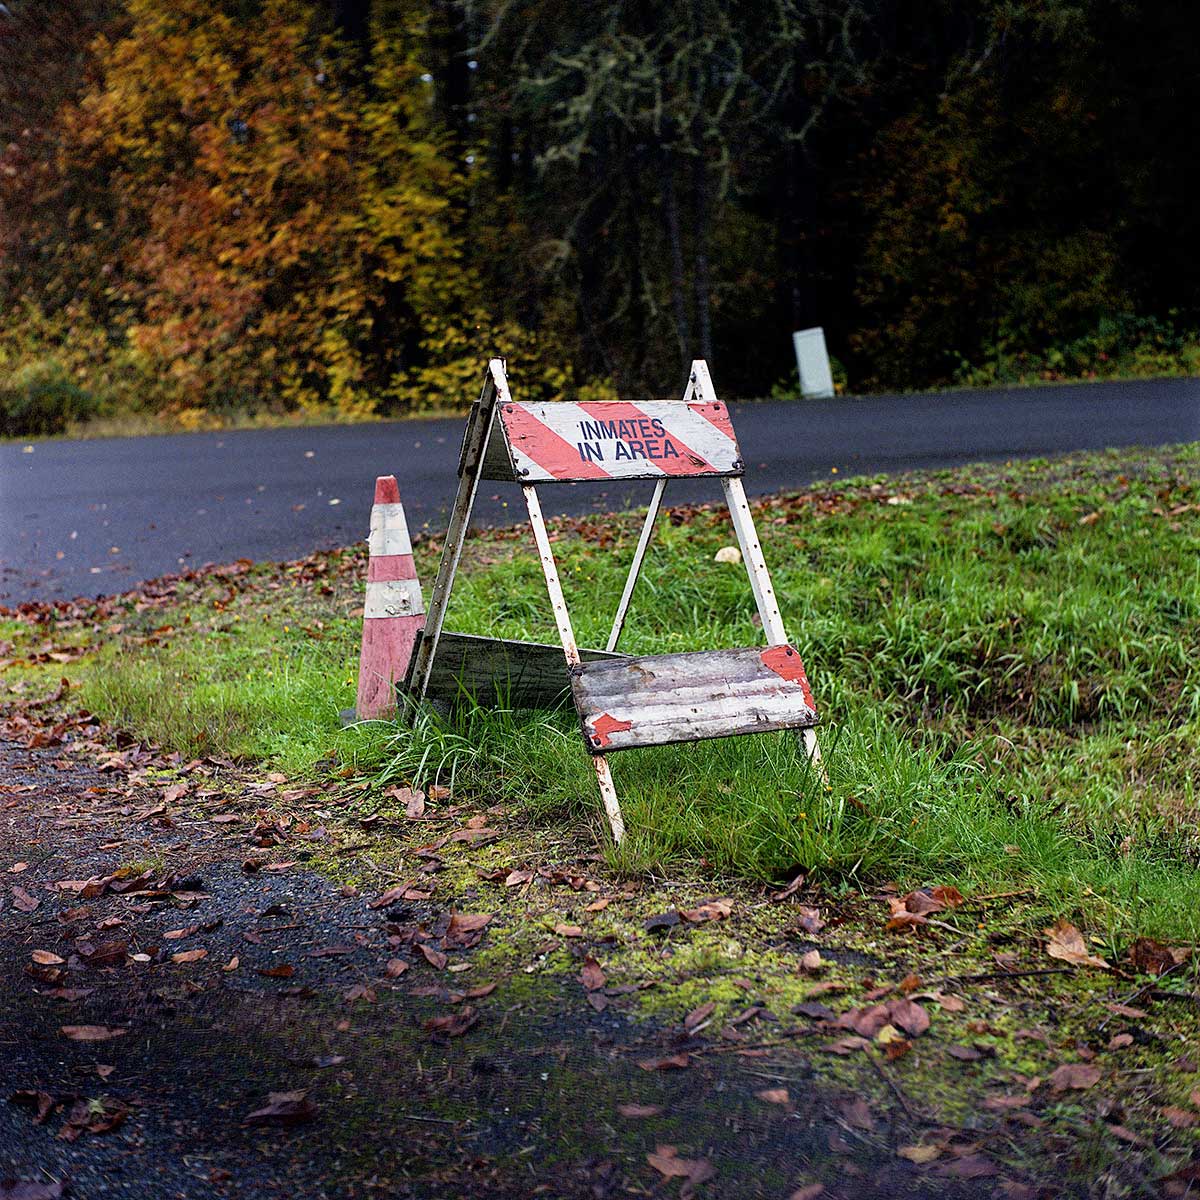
[{"x1": 353, "y1": 476, "x2": 424, "y2": 720}]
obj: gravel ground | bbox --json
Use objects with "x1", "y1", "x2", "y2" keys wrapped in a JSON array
[{"x1": 0, "y1": 735, "x2": 1041, "y2": 1199}]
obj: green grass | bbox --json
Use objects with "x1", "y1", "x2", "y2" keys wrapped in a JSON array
[{"x1": 54, "y1": 444, "x2": 1200, "y2": 941}]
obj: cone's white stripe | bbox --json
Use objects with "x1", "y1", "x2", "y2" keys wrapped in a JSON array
[
  {"x1": 368, "y1": 504, "x2": 413, "y2": 557},
  {"x1": 364, "y1": 578, "x2": 425, "y2": 619}
]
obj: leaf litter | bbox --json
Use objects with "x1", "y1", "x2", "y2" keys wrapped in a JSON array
[{"x1": 4, "y1": 555, "x2": 1200, "y2": 1198}]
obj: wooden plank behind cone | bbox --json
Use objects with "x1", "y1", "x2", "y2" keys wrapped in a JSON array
[
  {"x1": 410, "y1": 631, "x2": 626, "y2": 710},
  {"x1": 570, "y1": 644, "x2": 818, "y2": 753}
]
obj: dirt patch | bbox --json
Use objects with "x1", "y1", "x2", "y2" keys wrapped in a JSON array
[{"x1": 0, "y1": 732, "x2": 1105, "y2": 1199}]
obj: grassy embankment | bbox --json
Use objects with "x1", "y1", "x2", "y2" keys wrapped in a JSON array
[{"x1": 5, "y1": 445, "x2": 1199, "y2": 943}]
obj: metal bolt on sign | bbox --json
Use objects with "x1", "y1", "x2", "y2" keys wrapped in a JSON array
[{"x1": 404, "y1": 358, "x2": 820, "y2": 843}]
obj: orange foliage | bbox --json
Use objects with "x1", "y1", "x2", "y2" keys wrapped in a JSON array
[{"x1": 27, "y1": 0, "x2": 578, "y2": 417}]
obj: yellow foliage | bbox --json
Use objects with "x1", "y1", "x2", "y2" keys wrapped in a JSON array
[{"x1": 31, "y1": 0, "x2": 583, "y2": 419}]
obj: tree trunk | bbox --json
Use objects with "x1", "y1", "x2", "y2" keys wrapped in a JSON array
[
  {"x1": 783, "y1": 138, "x2": 820, "y2": 332},
  {"x1": 659, "y1": 147, "x2": 692, "y2": 369},
  {"x1": 331, "y1": 0, "x2": 371, "y2": 70},
  {"x1": 431, "y1": 0, "x2": 471, "y2": 152},
  {"x1": 691, "y1": 153, "x2": 713, "y2": 363}
]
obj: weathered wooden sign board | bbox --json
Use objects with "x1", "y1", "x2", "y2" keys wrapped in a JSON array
[{"x1": 405, "y1": 358, "x2": 820, "y2": 842}]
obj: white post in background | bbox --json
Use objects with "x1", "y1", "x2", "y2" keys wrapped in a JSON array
[{"x1": 792, "y1": 327, "x2": 835, "y2": 400}]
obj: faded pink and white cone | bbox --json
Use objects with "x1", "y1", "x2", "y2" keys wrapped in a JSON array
[{"x1": 354, "y1": 476, "x2": 424, "y2": 720}]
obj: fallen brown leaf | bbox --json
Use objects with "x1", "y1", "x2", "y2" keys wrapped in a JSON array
[
  {"x1": 243, "y1": 1089, "x2": 317, "y2": 1126},
  {"x1": 887, "y1": 998, "x2": 931, "y2": 1037},
  {"x1": 388, "y1": 786, "x2": 425, "y2": 818},
  {"x1": 796, "y1": 905, "x2": 824, "y2": 934},
  {"x1": 947, "y1": 1045, "x2": 984, "y2": 1061},
  {"x1": 679, "y1": 897, "x2": 733, "y2": 923},
  {"x1": 770, "y1": 873, "x2": 805, "y2": 902},
  {"x1": 1107, "y1": 1124, "x2": 1148, "y2": 1146},
  {"x1": 369, "y1": 881, "x2": 429, "y2": 909},
  {"x1": 61, "y1": 1025, "x2": 126, "y2": 1042},
  {"x1": 1127, "y1": 937, "x2": 1186, "y2": 976},
  {"x1": 580, "y1": 957, "x2": 606, "y2": 991},
  {"x1": 8, "y1": 1090, "x2": 55, "y2": 1124},
  {"x1": 424, "y1": 1006, "x2": 479, "y2": 1037},
  {"x1": 646, "y1": 1145, "x2": 714, "y2": 1189},
  {"x1": 897, "y1": 1144, "x2": 942, "y2": 1164},
  {"x1": 839, "y1": 1096, "x2": 875, "y2": 1131},
  {"x1": 1044, "y1": 919, "x2": 1110, "y2": 970},
  {"x1": 886, "y1": 885, "x2": 965, "y2": 932},
  {"x1": 0, "y1": 1180, "x2": 65, "y2": 1199},
  {"x1": 935, "y1": 1155, "x2": 998, "y2": 1179},
  {"x1": 617, "y1": 1103, "x2": 663, "y2": 1118},
  {"x1": 788, "y1": 1186, "x2": 825, "y2": 1200},
  {"x1": 1104, "y1": 1002, "x2": 1148, "y2": 1019},
  {"x1": 684, "y1": 1001, "x2": 716, "y2": 1034},
  {"x1": 58, "y1": 1096, "x2": 128, "y2": 1142},
  {"x1": 43, "y1": 987, "x2": 94, "y2": 1002},
  {"x1": 638, "y1": 1053, "x2": 690, "y2": 1071},
  {"x1": 1048, "y1": 1062, "x2": 1103, "y2": 1091},
  {"x1": 1161, "y1": 1106, "x2": 1198, "y2": 1129},
  {"x1": 822, "y1": 1036, "x2": 871, "y2": 1055},
  {"x1": 418, "y1": 944, "x2": 448, "y2": 970}
]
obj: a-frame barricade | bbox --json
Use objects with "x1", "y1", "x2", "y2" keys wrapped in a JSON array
[{"x1": 405, "y1": 358, "x2": 820, "y2": 843}]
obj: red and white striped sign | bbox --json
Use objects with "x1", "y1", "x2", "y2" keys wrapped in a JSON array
[{"x1": 495, "y1": 399, "x2": 742, "y2": 483}]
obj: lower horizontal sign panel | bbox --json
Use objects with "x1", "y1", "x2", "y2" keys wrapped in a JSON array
[
  {"x1": 570, "y1": 644, "x2": 818, "y2": 753},
  {"x1": 414, "y1": 632, "x2": 626, "y2": 710}
]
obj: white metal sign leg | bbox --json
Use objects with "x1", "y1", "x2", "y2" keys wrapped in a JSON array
[
  {"x1": 591, "y1": 755, "x2": 627, "y2": 845},
  {"x1": 721, "y1": 475, "x2": 823, "y2": 766},
  {"x1": 606, "y1": 478, "x2": 667, "y2": 653},
  {"x1": 410, "y1": 361, "x2": 505, "y2": 701},
  {"x1": 522, "y1": 483, "x2": 627, "y2": 843}
]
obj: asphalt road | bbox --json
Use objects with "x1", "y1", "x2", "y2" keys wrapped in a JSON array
[{"x1": 2, "y1": 376, "x2": 1198, "y2": 604}]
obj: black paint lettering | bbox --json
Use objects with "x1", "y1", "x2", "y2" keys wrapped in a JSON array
[
  {"x1": 651, "y1": 418, "x2": 667, "y2": 437},
  {"x1": 662, "y1": 439, "x2": 680, "y2": 459}
]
